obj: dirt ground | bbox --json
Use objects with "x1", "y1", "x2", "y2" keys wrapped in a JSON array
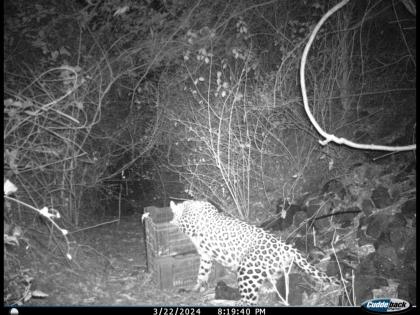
[
  {"x1": 12, "y1": 214, "x2": 212, "y2": 306},
  {"x1": 6, "y1": 159, "x2": 416, "y2": 306}
]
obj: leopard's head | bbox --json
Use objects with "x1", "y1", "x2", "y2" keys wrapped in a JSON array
[{"x1": 169, "y1": 200, "x2": 185, "y2": 225}]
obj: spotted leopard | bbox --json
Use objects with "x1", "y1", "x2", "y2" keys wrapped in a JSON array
[{"x1": 169, "y1": 200, "x2": 342, "y2": 305}]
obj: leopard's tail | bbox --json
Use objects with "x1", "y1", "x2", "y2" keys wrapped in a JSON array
[{"x1": 292, "y1": 249, "x2": 342, "y2": 287}]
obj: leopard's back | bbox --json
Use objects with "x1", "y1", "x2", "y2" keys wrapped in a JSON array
[{"x1": 171, "y1": 200, "x2": 260, "y2": 268}]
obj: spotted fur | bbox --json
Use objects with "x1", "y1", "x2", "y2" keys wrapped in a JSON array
[{"x1": 169, "y1": 200, "x2": 341, "y2": 305}]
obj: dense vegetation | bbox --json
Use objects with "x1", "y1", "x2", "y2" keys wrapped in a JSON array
[{"x1": 4, "y1": 0, "x2": 415, "y2": 305}]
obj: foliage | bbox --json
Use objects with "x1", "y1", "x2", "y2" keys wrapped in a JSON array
[
  {"x1": 3, "y1": 1, "x2": 416, "y2": 303},
  {"x1": 158, "y1": 3, "x2": 340, "y2": 218},
  {"x1": 156, "y1": 0, "x2": 415, "y2": 219}
]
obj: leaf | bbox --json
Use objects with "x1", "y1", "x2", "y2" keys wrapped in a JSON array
[
  {"x1": 59, "y1": 46, "x2": 71, "y2": 56},
  {"x1": 12, "y1": 226, "x2": 22, "y2": 237},
  {"x1": 3, "y1": 98, "x2": 22, "y2": 107},
  {"x1": 24, "y1": 110, "x2": 38, "y2": 116},
  {"x1": 6, "y1": 108, "x2": 17, "y2": 117},
  {"x1": 23, "y1": 291, "x2": 32, "y2": 302},
  {"x1": 114, "y1": 6, "x2": 129, "y2": 16},
  {"x1": 51, "y1": 50, "x2": 59, "y2": 60},
  {"x1": 11, "y1": 100, "x2": 23, "y2": 107},
  {"x1": 38, "y1": 29, "x2": 45, "y2": 38},
  {"x1": 39, "y1": 207, "x2": 50, "y2": 218},
  {"x1": 32, "y1": 290, "x2": 49, "y2": 298},
  {"x1": 4, "y1": 234, "x2": 19, "y2": 246},
  {"x1": 75, "y1": 101, "x2": 84, "y2": 110},
  {"x1": 22, "y1": 100, "x2": 34, "y2": 108},
  {"x1": 4, "y1": 179, "x2": 18, "y2": 195},
  {"x1": 60, "y1": 65, "x2": 81, "y2": 74}
]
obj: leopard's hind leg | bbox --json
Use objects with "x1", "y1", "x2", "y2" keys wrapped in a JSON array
[{"x1": 236, "y1": 252, "x2": 270, "y2": 305}]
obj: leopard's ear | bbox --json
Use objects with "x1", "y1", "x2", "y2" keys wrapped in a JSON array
[{"x1": 169, "y1": 200, "x2": 176, "y2": 208}]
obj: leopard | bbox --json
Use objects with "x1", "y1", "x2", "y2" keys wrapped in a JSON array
[{"x1": 169, "y1": 200, "x2": 342, "y2": 305}]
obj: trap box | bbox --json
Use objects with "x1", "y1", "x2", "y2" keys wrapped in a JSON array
[
  {"x1": 147, "y1": 248, "x2": 223, "y2": 290},
  {"x1": 143, "y1": 206, "x2": 224, "y2": 290},
  {"x1": 144, "y1": 206, "x2": 197, "y2": 257},
  {"x1": 149, "y1": 252, "x2": 202, "y2": 290}
]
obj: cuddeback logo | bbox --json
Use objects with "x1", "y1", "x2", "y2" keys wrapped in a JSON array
[{"x1": 361, "y1": 298, "x2": 412, "y2": 314}]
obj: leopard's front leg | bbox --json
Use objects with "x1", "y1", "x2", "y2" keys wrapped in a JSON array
[{"x1": 193, "y1": 256, "x2": 213, "y2": 292}]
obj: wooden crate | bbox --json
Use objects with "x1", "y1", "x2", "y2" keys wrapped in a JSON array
[
  {"x1": 144, "y1": 206, "x2": 197, "y2": 257},
  {"x1": 148, "y1": 252, "x2": 224, "y2": 290},
  {"x1": 144, "y1": 205, "x2": 225, "y2": 290},
  {"x1": 149, "y1": 252, "x2": 202, "y2": 290}
]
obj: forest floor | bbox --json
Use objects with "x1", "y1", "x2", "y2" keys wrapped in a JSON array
[
  {"x1": 16, "y1": 214, "x2": 214, "y2": 306},
  {"x1": 5, "y1": 159, "x2": 416, "y2": 307}
]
